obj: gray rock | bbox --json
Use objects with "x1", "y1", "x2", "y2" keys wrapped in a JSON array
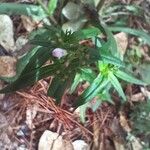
[
  {"x1": 38, "y1": 130, "x2": 73, "y2": 150},
  {"x1": 0, "y1": 15, "x2": 16, "y2": 52},
  {"x1": 72, "y1": 140, "x2": 88, "y2": 150}
]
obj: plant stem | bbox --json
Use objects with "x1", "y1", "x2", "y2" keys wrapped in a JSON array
[
  {"x1": 36, "y1": 0, "x2": 50, "y2": 15},
  {"x1": 36, "y1": 0, "x2": 57, "y2": 25},
  {"x1": 96, "y1": 0, "x2": 106, "y2": 12}
]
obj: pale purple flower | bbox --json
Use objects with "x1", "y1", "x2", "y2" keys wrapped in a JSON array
[{"x1": 52, "y1": 48, "x2": 68, "y2": 59}]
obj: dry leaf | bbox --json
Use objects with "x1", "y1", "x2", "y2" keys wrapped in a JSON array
[
  {"x1": 114, "y1": 32, "x2": 128, "y2": 59},
  {"x1": 113, "y1": 140, "x2": 125, "y2": 150},
  {"x1": 21, "y1": 15, "x2": 43, "y2": 32},
  {"x1": 26, "y1": 104, "x2": 38, "y2": 129},
  {"x1": 130, "y1": 93, "x2": 145, "y2": 102},
  {"x1": 119, "y1": 112, "x2": 131, "y2": 133}
]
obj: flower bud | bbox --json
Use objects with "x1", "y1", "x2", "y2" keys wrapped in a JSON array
[{"x1": 52, "y1": 48, "x2": 68, "y2": 59}]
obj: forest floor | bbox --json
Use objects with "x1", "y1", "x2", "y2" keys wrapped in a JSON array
[{"x1": 0, "y1": 0, "x2": 150, "y2": 150}]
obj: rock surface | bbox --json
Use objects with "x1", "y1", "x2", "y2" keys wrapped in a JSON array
[
  {"x1": 38, "y1": 130, "x2": 73, "y2": 150},
  {"x1": 0, "y1": 56, "x2": 16, "y2": 77},
  {"x1": 0, "y1": 15, "x2": 16, "y2": 52},
  {"x1": 72, "y1": 140, "x2": 88, "y2": 150}
]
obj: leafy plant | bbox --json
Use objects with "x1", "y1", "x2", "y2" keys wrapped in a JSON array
[
  {"x1": 0, "y1": 2, "x2": 47, "y2": 20},
  {"x1": 0, "y1": 1, "x2": 148, "y2": 109}
]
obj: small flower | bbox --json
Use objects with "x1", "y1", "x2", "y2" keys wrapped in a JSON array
[{"x1": 52, "y1": 48, "x2": 68, "y2": 59}]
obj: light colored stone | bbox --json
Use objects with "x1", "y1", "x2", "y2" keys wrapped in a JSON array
[
  {"x1": 21, "y1": 15, "x2": 43, "y2": 32},
  {"x1": 62, "y1": 2, "x2": 82, "y2": 20},
  {"x1": 16, "y1": 36, "x2": 28, "y2": 51},
  {"x1": 0, "y1": 15, "x2": 16, "y2": 52},
  {"x1": 72, "y1": 140, "x2": 88, "y2": 150},
  {"x1": 38, "y1": 130, "x2": 73, "y2": 150},
  {"x1": 0, "y1": 56, "x2": 16, "y2": 77},
  {"x1": 62, "y1": 19, "x2": 86, "y2": 33}
]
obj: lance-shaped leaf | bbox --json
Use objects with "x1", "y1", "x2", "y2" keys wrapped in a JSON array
[
  {"x1": 48, "y1": 0, "x2": 58, "y2": 16},
  {"x1": 76, "y1": 27, "x2": 100, "y2": 39},
  {"x1": 0, "y1": 46, "x2": 40, "y2": 82},
  {"x1": 21, "y1": 46, "x2": 53, "y2": 73},
  {"x1": 80, "y1": 68, "x2": 96, "y2": 83},
  {"x1": 108, "y1": 71, "x2": 126, "y2": 101},
  {"x1": 83, "y1": 78, "x2": 109, "y2": 103},
  {"x1": 70, "y1": 73, "x2": 81, "y2": 94},
  {"x1": 87, "y1": 47, "x2": 101, "y2": 62},
  {"x1": 102, "y1": 26, "x2": 119, "y2": 57},
  {"x1": 80, "y1": 74, "x2": 103, "y2": 99},
  {"x1": 29, "y1": 26, "x2": 59, "y2": 46},
  {"x1": 79, "y1": 103, "x2": 89, "y2": 123},
  {"x1": 114, "y1": 70, "x2": 146, "y2": 85},
  {"x1": 0, "y1": 3, "x2": 47, "y2": 20},
  {"x1": 82, "y1": 3, "x2": 121, "y2": 62},
  {"x1": 70, "y1": 68, "x2": 96, "y2": 94},
  {"x1": 109, "y1": 26, "x2": 150, "y2": 46},
  {"x1": 76, "y1": 75, "x2": 109, "y2": 106},
  {"x1": 47, "y1": 77, "x2": 72, "y2": 104},
  {"x1": 101, "y1": 51, "x2": 125, "y2": 67},
  {"x1": 94, "y1": 33, "x2": 124, "y2": 67},
  {"x1": 0, "y1": 64, "x2": 58, "y2": 93},
  {"x1": 0, "y1": 46, "x2": 53, "y2": 83}
]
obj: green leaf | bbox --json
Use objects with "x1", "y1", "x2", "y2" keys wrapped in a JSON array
[
  {"x1": 80, "y1": 68, "x2": 96, "y2": 83},
  {"x1": 88, "y1": 48, "x2": 101, "y2": 63},
  {"x1": 0, "y1": 46, "x2": 53, "y2": 83},
  {"x1": 70, "y1": 68, "x2": 96, "y2": 94},
  {"x1": 77, "y1": 27, "x2": 100, "y2": 39},
  {"x1": 83, "y1": 3, "x2": 120, "y2": 59},
  {"x1": 70, "y1": 73, "x2": 81, "y2": 94},
  {"x1": 79, "y1": 74, "x2": 103, "y2": 100},
  {"x1": 47, "y1": 78, "x2": 69, "y2": 104},
  {"x1": 76, "y1": 75, "x2": 109, "y2": 106},
  {"x1": 91, "y1": 99, "x2": 102, "y2": 112},
  {"x1": 85, "y1": 78, "x2": 109, "y2": 103},
  {"x1": 114, "y1": 70, "x2": 146, "y2": 85},
  {"x1": 0, "y1": 3, "x2": 47, "y2": 20},
  {"x1": 48, "y1": 0, "x2": 58, "y2": 16},
  {"x1": 90, "y1": 23, "x2": 119, "y2": 58},
  {"x1": 21, "y1": 46, "x2": 53, "y2": 73},
  {"x1": 79, "y1": 103, "x2": 89, "y2": 123},
  {"x1": 0, "y1": 64, "x2": 58, "y2": 93},
  {"x1": 97, "y1": 89, "x2": 114, "y2": 104},
  {"x1": 0, "y1": 46, "x2": 41, "y2": 82},
  {"x1": 109, "y1": 26, "x2": 150, "y2": 46},
  {"x1": 108, "y1": 71, "x2": 126, "y2": 101},
  {"x1": 101, "y1": 51, "x2": 125, "y2": 67},
  {"x1": 29, "y1": 26, "x2": 59, "y2": 46},
  {"x1": 103, "y1": 26, "x2": 119, "y2": 57}
]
